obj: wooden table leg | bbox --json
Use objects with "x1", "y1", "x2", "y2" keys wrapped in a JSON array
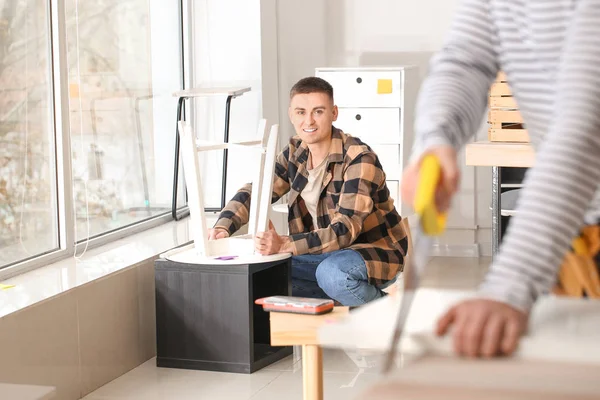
[{"x1": 302, "y1": 344, "x2": 323, "y2": 400}]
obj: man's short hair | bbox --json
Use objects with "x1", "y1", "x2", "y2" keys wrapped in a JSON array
[{"x1": 289, "y1": 77, "x2": 334, "y2": 102}]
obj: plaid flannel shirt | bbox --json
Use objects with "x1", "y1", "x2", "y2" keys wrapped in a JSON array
[{"x1": 214, "y1": 127, "x2": 408, "y2": 285}]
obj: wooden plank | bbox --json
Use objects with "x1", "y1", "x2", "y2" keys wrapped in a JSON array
[
  {"x1": 490, "y1": 82, "x2": 512, "y2": 96},
  {"x1": 490, "y1": 96, "x2": 518, "y2": 108},
  {"x1": 358, "y1": 383, "x2": 598, "y2": 400},
  {"x1": 269, "y1": 307, "x2": 349, "y2": 346},
  {"x1": 302, "y1": 345, "x2": 323, "y2": 400},
  {"x1": 488, "y1": 128, "x2": 529, "y2": 143},
  {"x1": 465, "y1": 141, "x2": 534, "y2": 167},
  {"x1": 489, "y1": 109, "x2": 524, "y2": 123},
  {"x1": 354, "y1": 356, "x2": 600, "y2": 400}
]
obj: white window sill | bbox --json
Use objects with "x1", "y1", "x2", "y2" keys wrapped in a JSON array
[{"x1": 0, "y1": 215, "x2": 218, "y2": 319}]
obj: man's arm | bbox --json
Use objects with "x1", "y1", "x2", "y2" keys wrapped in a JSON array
[
  {"x1": 213, "y1": 145, "x2": 291, "y2": 235},
  {"x1": 480, "y1": 0, "x2": 600, "y2": 311},
  {"x1": 284, "y1": 152, "x2": 382, "y2": 255},
  {"x1": 411, "y1": 0, "x2": 499, "y2": 158}
]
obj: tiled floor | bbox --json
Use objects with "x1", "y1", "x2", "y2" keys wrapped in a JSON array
[{"x1": 83, "y1": 256, "x2": 490, "y2": 400}]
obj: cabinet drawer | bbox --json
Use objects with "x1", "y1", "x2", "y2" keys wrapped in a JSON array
[
  {"x1": 316, "y1": 70, "x2": 402, "y2": 108},
  {"x1": 335, "y1": 108, "x2": 401, "y2": 145},
  {"x1": 370, "y1": 145, "x2": 400, "y2": 179}
]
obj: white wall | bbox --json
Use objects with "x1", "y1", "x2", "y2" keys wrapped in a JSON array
[
  {"x1": 274, "y1": 0, "x2": 493, "y2": 255},
  {"x1": 324, "y1": 0, "x2": 460, "y2": 63}
]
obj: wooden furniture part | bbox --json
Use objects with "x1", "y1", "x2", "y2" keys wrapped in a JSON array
[
  {"x1": 315, "y1": 66, "x2": 420, "y2": 217},
  {"x1": 269, "y1": 307, "x2": 349, "y2": 400},
  {"x1": 488, "y1": 72, "x2": 530, "y2": 143},
  {"x1": 465, "y1": 141, "x2": 534, "y2": 168}
]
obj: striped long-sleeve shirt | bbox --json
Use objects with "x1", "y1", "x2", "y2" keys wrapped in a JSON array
[{"x1": 412, "y1": 0, "x2": 600, "y2": 311}]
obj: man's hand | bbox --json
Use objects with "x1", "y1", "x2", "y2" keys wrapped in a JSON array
[
  {"x1": 436, "y1": 298, "x2": 528, "y2": 358},
  {"x1": 255, "y1": 221, "x2": 291, "y2": 255},
  {"x1": 208, "y1": 228, "x2": 229, "y2": 240},
  {"x1": 401, "y1": 146, "x2": 459, "y2": 212}
]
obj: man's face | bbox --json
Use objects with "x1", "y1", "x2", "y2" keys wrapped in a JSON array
[{"x1": 288, "y1": 92, "x2": 338, "y2": 145}]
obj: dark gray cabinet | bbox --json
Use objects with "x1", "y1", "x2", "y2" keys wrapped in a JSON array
[{"x1": 154, "y1": 256, "x2": 292, "y2": 373}]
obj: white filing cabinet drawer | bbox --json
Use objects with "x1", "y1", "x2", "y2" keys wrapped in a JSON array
[
  {"x1": 370, "y1": 144, "x2": 400, "y2": 178},
  {"x1": 316, "y1": 70, "x2": 402, "y2": 108},
  {"x1": 336, "y1": 108, "x2": 401, "y2": 144}
]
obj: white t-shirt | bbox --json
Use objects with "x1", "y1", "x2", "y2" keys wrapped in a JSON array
[{"x1": 303, "y1": 155, "x2": 328, "y2": 230}]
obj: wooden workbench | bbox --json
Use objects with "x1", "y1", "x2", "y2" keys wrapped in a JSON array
[
  {"x1": 465, "y1": 141, "x2": 534, "y2": 168},
  {"x1": 465, "y1": 141, "x2": 535, "y2": 255},
  {"x1": 317, "y1": 288, "x2": 600, "y2": 399},
  {"x1": 269, "y1": 307, "x2": 349, "y2": 400}
]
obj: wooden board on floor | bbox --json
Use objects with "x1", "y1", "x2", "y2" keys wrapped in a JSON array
[{"x1": 354, "y1": 356, "x2": 600, "y2": 399}]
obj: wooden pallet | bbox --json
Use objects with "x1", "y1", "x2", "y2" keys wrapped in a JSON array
[{"x1": 488, "y1": 72, "x2": 530, "y2": 143}]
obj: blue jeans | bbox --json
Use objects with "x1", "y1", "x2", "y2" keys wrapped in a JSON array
[{"x1": 291, "y1": 249, "x2": 389, "y2": 306}]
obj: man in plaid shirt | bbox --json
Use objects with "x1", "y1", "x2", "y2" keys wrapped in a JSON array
[{"x1": 209, "y1": 77, "x2": 408, "y2": 306}]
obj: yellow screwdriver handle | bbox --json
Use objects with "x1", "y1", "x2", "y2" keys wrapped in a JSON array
[{"x1": 414, "y1": 154, "x2": 447, "y2": 236}]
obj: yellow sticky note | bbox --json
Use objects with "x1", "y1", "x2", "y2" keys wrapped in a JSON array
[
  {"x1": 377, "y1": 79, "x2": 393, "y2": 94},
  {"x1": 0, "y1": 284, "x2": 15, "y2": 290}
]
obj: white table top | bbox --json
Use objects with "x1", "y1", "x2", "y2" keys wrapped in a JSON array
[
  {"x1": 162, "y1": 243, "x2": 291, "y2": 265},
  {"x1": 465, "y1": 141, "x2": 535, "y2": 167},
  {"x1": 0, "y1": 383, "x2": 55, "y2": 400}
]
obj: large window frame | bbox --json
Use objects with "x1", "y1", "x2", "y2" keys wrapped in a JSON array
[{"x1": 0, "y1": 0, "x2": 192, "y2": 280}]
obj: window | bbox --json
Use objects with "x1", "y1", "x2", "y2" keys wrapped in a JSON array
[
  {"x1": 66, "y1": 0, "x2": 184, "y2": 240},
  {"x1": 0, "y1": 0, "x2": 59, "y2": 267},
  {"x1": 0, "y1": 0, "x2": 185, "y2": 272}
]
